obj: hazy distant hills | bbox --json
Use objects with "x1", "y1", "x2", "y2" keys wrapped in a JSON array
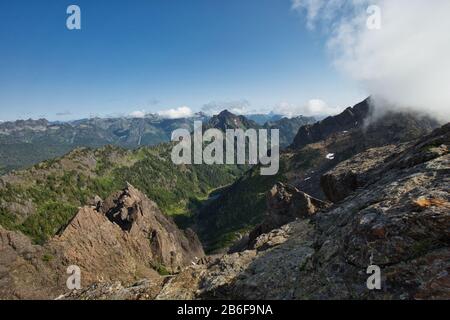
[
  {"x1": 245, "y1": 113, "x2": 285, "y2": 125},
  {"x1": 0, "y1": 116, "x2": 194, "y2": 174},
  {"x1": 0, "y1": 112, "x2": 316, "y2": 174}
]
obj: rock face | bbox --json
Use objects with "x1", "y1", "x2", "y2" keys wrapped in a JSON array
[
  {"x1": 292, "y1": 97, "x2": 440, "y2": 151},
  {"x1": 292, "y1": 98, "x2": 370, "y2": 149},
  {"x1": 293, "y1": 124, "x2": 450, "y2": 299},
  {"x1": 0, "y1": 184, "x2": 205, "y2": 299},
  {"x1": 51, "y1": 184, "x2": 204, "y2": 284},
  {"x1": 0, "y1": 226, "x2": 60, "y2": 299},
  {"x1": 245, "y1": 183, "x2": 329, "y2": 250},
  {"x1": 320, "y1": 143, "x2": 409, "y2": 203}
]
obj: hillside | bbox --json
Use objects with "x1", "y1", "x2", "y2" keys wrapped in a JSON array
[
  {"x1": 0, "y1": 142, "x2": 245, "y2": 245},
  {"x1": 197, "y1": 98, "x2": 441, "y2": 251}
]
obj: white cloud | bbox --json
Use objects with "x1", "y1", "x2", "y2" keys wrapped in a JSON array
[
  {"x1": 55, "y1": 111, "x2": 72, "y2": 117},
  {"x1": 157, "y1": 106, "x2": 193, "y2": 119},
  {"x1": 292, "y1": 0, "x2": 450, "y2": 122},
  {"x1": 277, "y1": 99, "x2": 341, "y2": 117},
  {"x1": 129, "y1": 110, "x2": 146, "y2": 118},
  {"x1": 202, "y1": 100, "x2": 252, "y2": 115}
]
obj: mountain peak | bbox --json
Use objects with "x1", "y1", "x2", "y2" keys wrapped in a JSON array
[
  {"x1": 217, "y1": 109, "x2": 234, "y2": 117},
  {"x1": 206, "y1": 110, "x2": 260, "y2": 131}
]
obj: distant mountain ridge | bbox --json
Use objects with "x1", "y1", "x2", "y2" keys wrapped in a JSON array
[
  {"x1": 0, "y1": 111, "x2": 315, "y2": 174},
  {"x1": 292, "y1": 98, "x2": 370, "y2": 149}
]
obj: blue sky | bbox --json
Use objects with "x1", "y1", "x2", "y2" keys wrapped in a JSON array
[{"x1": 0, "y1": 0, "x2": 365, "y2": 121}]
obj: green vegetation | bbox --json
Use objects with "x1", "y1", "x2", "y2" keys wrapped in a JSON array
[
  {"x1": 42, "y1": 253, "x2": 54, "y2": 263},
  {"x1": 198, "y1": 160, "x2": 288, "y2": 252},
  {"x1": 152, "y1": 263, "x2": 171, "y2": 276},
  {"x1": 0, "y1": 143, "x2": 246, "y2": 245},
  {"x1": 291, "y1": 147, "x2": 322, "y2": 170},
  {"x1": 18, "y1": 202, "x2": 79, "y2": 245},
  {"x1": 0, "y1": 207, "x2": 17, "y2": 230}
]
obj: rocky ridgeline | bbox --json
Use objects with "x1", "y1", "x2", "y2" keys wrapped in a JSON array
[
  {"x1": 0, "y1": 184, "x2": 204, "y2": 299},
  {"x1": 292, "y1": 98, "x2": 370, "y2": 149},
  {"x1": 291, "y1": 97, "x2": 439, "y2": 151}
]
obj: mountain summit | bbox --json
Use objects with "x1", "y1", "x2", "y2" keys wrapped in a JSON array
[{"x1": 206, "y1": 110, "x2": 261, "y2": 131}]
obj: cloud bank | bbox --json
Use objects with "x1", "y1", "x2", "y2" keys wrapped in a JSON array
[
  {"x1": 277, "y1": 99, "x2": 341, "y2": 118},
  {"x1": 129, "y1": 110, "x2": 147, "y2": 118},
  {"x1": 202, "y1": 100, "x2": 252, "y2": 116},
  {"x1": 157, "y1": 106, "x2": 193, "y2": 119},
  {"x1": 292, "y1": 0, "x2": 450, "y2": 121}
]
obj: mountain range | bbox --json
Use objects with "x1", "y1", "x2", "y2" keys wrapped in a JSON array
[
  {"x1": 0, "y1": 112, "x2": 315, "y2": 175},
  {"x1": 0, "y1": 98, "x2": 448, "y2": 300}
]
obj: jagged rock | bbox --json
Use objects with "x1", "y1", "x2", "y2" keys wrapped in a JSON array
[
  {"x1": 157, "y1": 220, "x2": 315, "y2": 300},
  {"x1": 246, "y1": 183, "x2": 330, "y2": 249},
  {"x1": 51, "y1": 184, "x2": 204, "y2": 283},
  {"x1": 61, "y1": 279, "x2": 164, "y2": 300},
  {"x1": 87, "y1": 195, "x2": 103, "y2": 210},
  {"x1": 0, "y1": 184, "x2": 205, "y2": 299},
  {"x1": 266, "y1": 183, "x2": 329, "y2": 218},
  {"x1": 292, "y1": 97, "x2": 439, "y2": 151}
]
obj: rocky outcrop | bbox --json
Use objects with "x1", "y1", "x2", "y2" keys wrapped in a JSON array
[
  {"x1": 152, "y1": 220, "x2": 315, "y2": 300},
  {"x1": 0, "y1": 184, "x2": 205, "y2": 299},
  {"x1": 321, "y1": 123, "x2": 449, "y2": 203},
  {"x1": 61, "y1": 279, "x2": 165, "y2": 300},
  {"x1": 51, "y1": 184, "x2": 204, "y2": 283},
  {"x1": 293, "y1": 124, "x2": 449, "y2": 299},
  {"x1": 0, "y1": 226, "x2": 60, "y2": 299},
  {"x1": 246, "y1": 183, "x2": 329, "y2": 250},
  {"x1": 320, "y1": 144, "x2": 408, "y2": 202}
]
